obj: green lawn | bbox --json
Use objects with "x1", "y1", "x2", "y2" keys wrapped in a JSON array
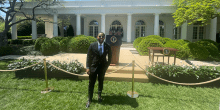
[{"x1": 0, "y1": 60, "x2": 220, "y2": 110}]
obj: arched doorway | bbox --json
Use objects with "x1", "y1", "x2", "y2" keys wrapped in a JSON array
[{"x1": 109, "y1": 20, "x2": 123, "y2": 37}]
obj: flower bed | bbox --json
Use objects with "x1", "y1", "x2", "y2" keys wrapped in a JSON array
[
  {"x1": 146, "y1": 63, "x2": 220, "y2": 85},
  {"x1": 8, "y1": 58, "x2": 85, "y2": 79}
]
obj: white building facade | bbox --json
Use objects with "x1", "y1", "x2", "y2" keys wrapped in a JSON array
[{"x1": 12, "y1": 0, "x2": 220, "y2": 43}]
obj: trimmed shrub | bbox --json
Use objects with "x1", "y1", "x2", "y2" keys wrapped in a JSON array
[
  {"x1": 138, "y1": 38, "x2": 164, "y2": 55},
  {"x1": 162, "y1": 38, "x2": 172, "y2": 44},
  {"x1": 144, "y1": 35, "x2": 166, "y2": 44},
  {"x1": 17, "y1": 36, "x2": 32, "y2": 39},
  {"x1": 188, "y1": 42, "x2": 209, "y2": 60},
  {"x1": 133, "y1": 37, "x2": 145, "y2": 49},
  {"x1": 199, "y1": 39, "x2": 220, "y2": 51},
  {"x1": 176, "y1": 39, "x2": 189, "y2": 45},
  {"x1": 86, "y1": 36, "x2": 97, "y2": 44},
  {"x1": 40, "y1": 39, "x2": 60, "y2": 56},
  {"x1": 59, "y1": 37, "x2": 71, "y2": 52},
  {"x1": 164, "y1": 41, "x2": 186, "y2": 59},
  {"x1": 67, "y1": 36, "x2": 90, "y2": 53},
  {"x1": 0, "y1": 46, "x2": 13, "y2": 56},
  {"x1": 34, "y1": 37, "x2": 50, "y2": 51},
  {"x1": 51, "y1": 36, "x2": 65, "y2": 43},
  {"x1": 195, "y1": 40, "x2": 220, "y2": 61}
]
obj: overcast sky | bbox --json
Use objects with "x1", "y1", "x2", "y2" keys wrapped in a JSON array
[{"x1": 0, "y1": 0, "x2": 95, "y2": 19}]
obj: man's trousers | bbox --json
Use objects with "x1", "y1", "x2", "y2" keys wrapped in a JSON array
[{"x1": 88, "y1": 64, "x2": 106, "y2": 101}]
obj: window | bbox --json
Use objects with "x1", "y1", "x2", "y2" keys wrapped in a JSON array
[
  {"x1": 89, "y1": 20, "x2": 98, "y2": 37},
  {"x1": 193, "y1": 21, "x2": 204, "y2": 41},
  {"x1": 135, "y1": 20, "x2": 146, "y2": 38},
  {"x1": 159, "y1": 20, "x2": 165, "y2": 37},
  {"x1": 109, "y1": 20, "x2": 123, "y2": 37},
  {"x1": 173, "y1": 24, "x2": 181, "y2": 39}
]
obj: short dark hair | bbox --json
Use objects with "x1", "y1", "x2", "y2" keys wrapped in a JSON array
[{"x1": 97, "y1": 32, "x2": 105, "y2": 37}]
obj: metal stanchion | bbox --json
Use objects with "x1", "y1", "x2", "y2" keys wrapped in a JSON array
[
  {"x1": 41, "y1": 58, "x2": 54, "y2": 94},
  {"x1": 127, "y1": 60, "x2": 139, "y2": 98}
]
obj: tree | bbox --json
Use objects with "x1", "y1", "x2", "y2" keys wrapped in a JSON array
[
  {"x1": 0, "y1": 0, "x2": 65, "y2": 46},
  {"x1": 172, "y1": 0, "x2": 220, "y2": 27}
]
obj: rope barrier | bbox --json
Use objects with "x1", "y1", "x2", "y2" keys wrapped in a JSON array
[
  {"x1": 135, "y1": 62, "x2": 220, "y2": 85},
  {"x1": 0, "y1": 61, "x2": 43, "y2": 72}
]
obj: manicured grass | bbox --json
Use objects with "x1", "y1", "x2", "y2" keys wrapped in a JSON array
[{"x1": 0, "y1": 60, "x2": 220, "y2": 110}]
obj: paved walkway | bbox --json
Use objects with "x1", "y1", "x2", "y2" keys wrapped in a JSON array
[{"x1": 1, "y1": 43, "x2": 220, "y2": 83}]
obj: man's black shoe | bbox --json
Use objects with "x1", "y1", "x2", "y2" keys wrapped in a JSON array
[{"x1": 86, "y1": 101, "x2": 91, "y2": 108}]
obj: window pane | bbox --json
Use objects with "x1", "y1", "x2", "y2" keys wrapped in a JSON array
[
  {"x1": 193, "y1": 27, "x2": 197, "y2": 39},
  {"x1": 135, "y1": 20, "x2": 145, "y2": 25},
  {"x1": 89, "y1": 26, "x2": 93, "y2": 36},
  {"x1": 89, "y1": 20, "x2": 98, "y2": 25},
  {"x1": 141, "y1": 26, "x2": 145, "y2": 37},
  {"x1": 95, "y1": 26, "x2": 98, "y2": 37},
  {"x1": 199, "y1": 27, "x2": 204, "y2": 39},
  {"x1": 179, "y1": 27, "x2": 181, "y2": 39},
  {"x1": 160, "y1": 26, "x2": 164, "y2": 37},
  {"x1": 159, "y1": 20, "x2": 164, "y2": 25},
  {"x1": 135, "y1": 26, "x2": 140, "y2": 38},
  {"x1": 112, "y1": 20, "x2": 121, "y2": 25}
]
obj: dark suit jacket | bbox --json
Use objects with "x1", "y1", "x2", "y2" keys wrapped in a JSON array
[{"x1": 86, "y1": 42, "x2": 112, "y2": 73}]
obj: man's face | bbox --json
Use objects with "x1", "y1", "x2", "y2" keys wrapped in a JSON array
[{"x1": 97, "y1": 33, "x2": 105, "y2": 44}]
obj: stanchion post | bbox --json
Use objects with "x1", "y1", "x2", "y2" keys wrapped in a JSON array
[
  {"x1": 43, "y1": 58, "x2": 48, "y2": 91},
  {"x1": 127, "y1": 60, "x2": 139, "y2": 98}
]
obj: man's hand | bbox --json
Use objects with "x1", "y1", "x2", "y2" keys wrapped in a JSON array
[{"x1": 86, "y1": 69, "x2": 90, "y2": 75}]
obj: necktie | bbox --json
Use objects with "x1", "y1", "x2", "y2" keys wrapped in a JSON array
[{"x1": 99, "y1": 45, "x2": 102, "y2": 56}]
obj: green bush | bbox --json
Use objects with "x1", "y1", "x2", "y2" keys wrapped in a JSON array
[
  {"x1": 51, "y1": 36, "x2": 65, "y2": 43},
  {"x1": 147, "y1": 63, "x2": 220, "y2": 84},
  {"x1": 164, "y1": 41, "x2": 187, "y2": 59},
  {"x1": 11, "y1": 39, "x2": 23, "y2": 45},
  {"x1": 34, "y1": 37, "x2": 50, "y2": 51},
  {"x1": 162, "y1": 38, "x2": 172, "y2": 44},
  {"x1": 17, "y1": 36, "x2": 32, "y2": 39},
  {"x1": 138, "y1": 38, "x2": 164, "y2": 55},
  {"x1": 40, "y1": 39, "x2": 60, "y2": 56},
  {"x1": 133, "y1": 37, "x2": 145, "y2": 49},
  {"x1": 59, "y1": 37, "x2": 71, "y2": 52},
  {"x1": 86, "y1": 36, "x2": 97, "y2": 44},
  {"x1": 0, "y1": 46, "x2": 13, "y2": 56},
  {"x1": 176, "y1": 39, "x2": 189, "y2": 45},
  {"x1": 188, "y1": 42, "x2": 209, "y2": 60},
  {"x1": 145, "y1": 35, "x2": 166, "y2": 44},
  {"x1": 199, "y1": 39, "x2": 220, "y2": 51},
  {"x1": 67, "y1": 36, "x2": 90, "y2": 53},
  {"x1": 195, "y1": 40, "x2": 220, "y2": 61}
]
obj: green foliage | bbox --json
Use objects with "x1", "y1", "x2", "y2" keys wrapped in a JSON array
[
  {"x1": 188, "y1": 42, "x2": 209, "y2": 60},
  {"x1": 67, "y1": 25, "x2": 74, "y2": 36},
  {"x1": 199, "y1": 39, "x2": 220, "y2": 51},
  {"x1": 8, "y1": 58, "x2": 84, "y2": 74},
  {"x1": 145, "y1": 35, "x2": 166, "y2": 44},
  {"x1": 164, "y1": 41, "x2": 187, "y2": 59},
  {"x1": 37, "y1": 21, "x2": 45, "y2": 34},
  {"x1": 195, "y1": 40, "x2": 220, "y2": 61},
  {"x1": 138, "y1": 38, "x2": 164, "y2": 55},
  {"x1": 172, "y1": 0, "x2": 220, "y2": 27},
  {"x1": 51, "y1": 36, "x2": 65, "y2": 42},
  {"x1": 176, "y1": 39, "x2": 189, "y2": 45},
  {"x1": 133, "y1": 37, "x2": 145, "y2": 49},
  {"x1": 162, "y1": 38, "x2": 172, "y2": 44},
  {"x1": 67, "y1": 36, "x2": 91, "y2": 53},
  {"x1": 17, "y1": 36, "x2": 32, "y2": 39},
  {"x1": 85, "y1": 36, "x2": 97, "y2": 44},
  {"x1": 17, "y1": 20, "x2": 32, "y2": 36},
  {"x1": 59, "y1": 37, "x2": 71, "y2": 52},
  {"x1": 34, "y1": 37, "x2": 50, "y2": 51},
  {"x1": 147, "y1": 63, "x2": 220, "y2": 83},
  {"x1": 0, "y1": 46, "x2": 13, "y2": 56},
  {"x1": 40, "y1": 39, "x2": 60, "y2": 56}
]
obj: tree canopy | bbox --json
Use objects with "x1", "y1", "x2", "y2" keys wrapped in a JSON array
[{"x1": 172, "y1": 0, "x2": 220, "y2": 27}]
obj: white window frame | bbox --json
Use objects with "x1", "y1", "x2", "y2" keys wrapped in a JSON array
[
  {"x1": 89, "y1": 20, "x2": 98, "y2": 37},
  {"x1": 135, "y1": 20, "x2": 146, "y2": 39},
  {"x1": 173, "y1": 25, "x2": 181, "y2": 40},
  {"x1": 192, "y1": 22, "x2": 205, "y2": 42},
  {"x1": 159, "y1": 20, "x2": 165, "y2": 37}
]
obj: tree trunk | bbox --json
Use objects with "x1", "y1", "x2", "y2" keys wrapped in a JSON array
[{"x1": 0, "y1": 32, "x2": 8, "y2": 47}]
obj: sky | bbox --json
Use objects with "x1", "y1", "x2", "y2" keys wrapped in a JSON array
[{"x1": 0, "y1": 0, "x2": 95, "y2": 20}]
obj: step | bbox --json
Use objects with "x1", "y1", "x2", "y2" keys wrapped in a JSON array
[
  {"x1": 78, "y1": 73, "x2": 149, "y2": 83},
  {"x1": 106, "y1": 69, "x2": 146, "y2": 74}
]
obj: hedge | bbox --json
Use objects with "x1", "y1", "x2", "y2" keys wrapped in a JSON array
[{"x1": 138, "y1": 38, "x2": 164, "y2": 55}]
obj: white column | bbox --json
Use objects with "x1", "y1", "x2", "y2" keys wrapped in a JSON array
[
  {"x1": 32, "y1": 18, "x2": 37, "y2": 39},
  {"x1": 154, "y1": 13, "x2": 160, "y2": 35},
  {"x1": 127, "y1": 13, "x2": 132, "y2": 42},
  {"x1": 101, "y1": 14, "x2": 105, "y2": 33},
  {"x1": 76, "y1": 14, "x2": 81, "y2": 35},
  {"x1": 53, "y1": 14, "x2": 58, "y2": 37},
  {"x1": 210, "y1": 17, "x2": 217, "y2": 41},
  {"x1": 11, "y1": 16, "x2": 17, "y2": 39}
]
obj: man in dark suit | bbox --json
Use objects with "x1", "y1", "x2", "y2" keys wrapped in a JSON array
[{"x1": 85, "y1": 32, "x2": 112, "y2": 108}]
